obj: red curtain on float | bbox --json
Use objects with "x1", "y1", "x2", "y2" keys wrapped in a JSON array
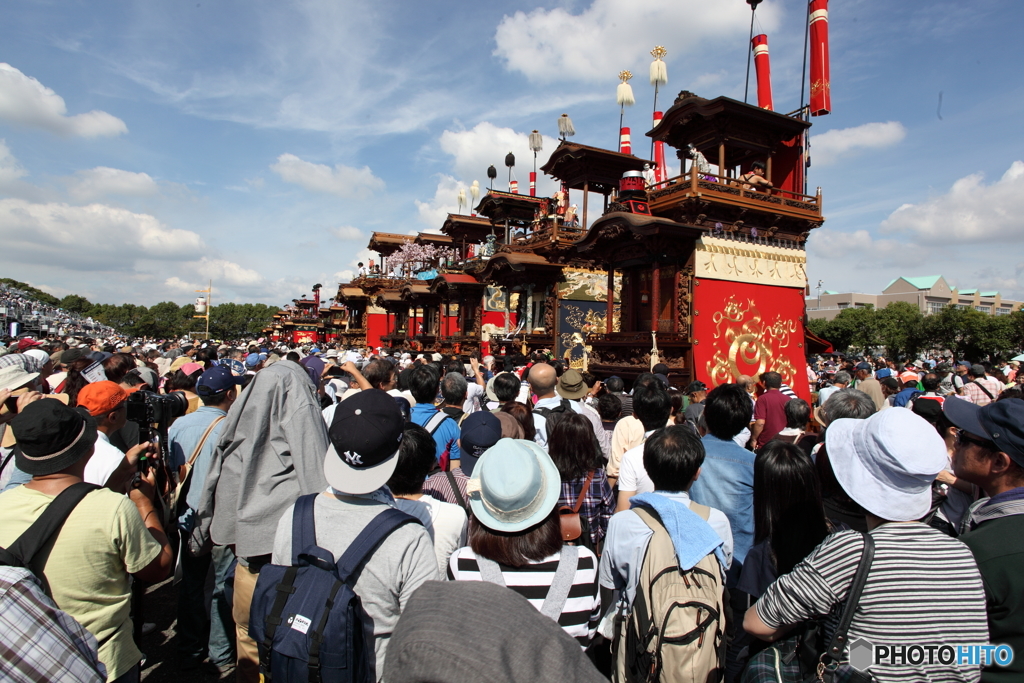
[
  {"x1": 751, "y1": 34, "x2": 773, "y2": 111},
  {"x1": 809, "y1": 0, "x2": 831, "y2": 116},
  {"x1": 691, "y1": 278, "x2": 811, "y2": 401}
]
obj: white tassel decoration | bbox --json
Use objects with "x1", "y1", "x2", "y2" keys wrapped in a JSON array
[
  {"x1": 457, "y1": 188, "x2": 466, "y2": 213},
  {"x1": 529, "y1": 130, "x2": 543, "y2": 153},
  {"x1": 617, "y1": 82, "x2": 635, "y2": 106},
  {"x1": 558, "y1": 113, "x2": 575, "y2": 139},
  {"x1": 650, "y1": 45, "x2": 668, "y2": 86},
  {"x1": 470, "y1": 180, "x2": 480, "y2": 202}
]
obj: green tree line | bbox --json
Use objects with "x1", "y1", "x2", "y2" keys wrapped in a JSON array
[
  {"x1": 807, "y1": 301, "x2": 1024, "y2": 362},
  {"x1": 2, "y1": 279, "x2": 279, "y2": 339}
]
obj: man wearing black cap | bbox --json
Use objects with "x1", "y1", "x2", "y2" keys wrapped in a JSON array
[
  {"x1": 946, "y1": 397, "x2": 1024, "y2": 682},
  {"x1": 270, "y1": 390, "x2": 437, "y2": 681},
  {"x1": 0, "y1": 400, "x2": 173, "y2": 681},
  {"x1": 682, "y1": 380, "x2": 707, "y2": 431}
]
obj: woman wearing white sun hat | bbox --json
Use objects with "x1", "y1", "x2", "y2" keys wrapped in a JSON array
[
  {"x1": 744, "y1": 408, "x2": 989, "y2": 682},
  {"x1": 447, "y1": 439, "x2": 601, "y2": 648}
]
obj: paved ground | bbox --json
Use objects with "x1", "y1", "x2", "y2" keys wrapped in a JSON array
[{"x1": 138, "y1": 578, "x2": 234, "y2": 682}]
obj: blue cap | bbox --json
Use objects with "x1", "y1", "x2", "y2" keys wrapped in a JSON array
[
  {"x1": 196, "y1": 365, "x2": 244, "y2": 397},
  {"x1": 875, "y1": 368, "x2": 892, "y2": 379},
  {"x1": 944, "y1": 397, "x2": 1024, "y2": 468},
  {"x1": 245, "y1": 354, "x2": 261, "y2": 367}
]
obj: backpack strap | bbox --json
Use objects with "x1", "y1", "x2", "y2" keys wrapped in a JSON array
[
  {"x1": 423, "y1": 410, "x2": 450, "y2": 437},
  {"x1": 445, "y1": 470, "x2": 468, "y2": 511},
  {"x1": 970, "y1": 380, "x2": 995, "y2": 400},
  {"x1": 334, "y1": 508, "x2": 421, "y2": 583},
  {"x1": 571, "y1": 470, "x2": 596, "y2": 513},
  {"x1": 290, "y1": 494, "x2": 320, "y2": 566},
  {"x1": 475, "y1": 555, "x2": 506, "y2": 587},
  {"x1": 818, "y1": 533, "x2": 875, "y2": 677},
  {"x1": 539, "y1": 545, "x2": 579, "y2": 621},
  {"x1": 0, "y1": 482, "x2": 99, "y2": 569},
  {"x1": 476, "y1": 546, "x2": 580, "y2": 621},
  {"x1": 689, "y1": 502, "x2": 711, "y2": 521}
]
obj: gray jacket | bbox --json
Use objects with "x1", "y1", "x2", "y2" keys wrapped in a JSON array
[{"x1": 193, "y1": 361, "x2": 329, "y2": 558}]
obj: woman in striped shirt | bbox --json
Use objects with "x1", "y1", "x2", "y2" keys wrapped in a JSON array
[
  {"x1": 744, "y1": 408, "x2": 989, "y2": 682},
  {"x1": 447, "y1": 439, "x2": 601, "y2": 647}
]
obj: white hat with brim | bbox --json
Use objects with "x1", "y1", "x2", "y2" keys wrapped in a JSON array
[
  {"x1": 468, "y1": 439, "x2": 561, "y2": 533},
  {"x1": 825, "y1": 409, "x2": 947, "y2": 522},
  {"x1": 485, "y1": 374, "x2": 499, "y2": 402},
  {"x1": 0, "y1": 366, "x2": 39, "y2": 393},
  {"x1": 323, "y1": 443, "x2": 400, "y2": 496}
]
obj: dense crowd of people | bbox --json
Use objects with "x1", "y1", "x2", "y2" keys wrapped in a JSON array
[
  {"x1": 1, "y1": 283, "x2": 114, "y2": 338},
  {"x1": 0, "y1": 334, "x2": 1021, "y2": 682}
]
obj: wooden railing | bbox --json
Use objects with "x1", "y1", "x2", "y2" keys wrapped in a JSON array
[{"x1": 647, "y1": 166, "x2": 822, "y2": 216}]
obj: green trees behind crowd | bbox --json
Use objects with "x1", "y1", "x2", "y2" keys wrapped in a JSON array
[
  {"x1": 807, "y1": 300, "x2": 1024, "y2": 362},
  {"x1": 2, "y1": 279, "x2": 278, "y2": 340}
]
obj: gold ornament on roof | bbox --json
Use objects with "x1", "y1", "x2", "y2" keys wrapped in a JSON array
[
  {"x1": 651, "y1": 46, "x2": 668, "y2": 60},
  {"x1": 619, "y1": 70, "x2": 633, "y2": 83}
]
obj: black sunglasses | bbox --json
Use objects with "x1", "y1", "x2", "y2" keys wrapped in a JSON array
[{"x1": 956, "y1": 429, "x2": 996, "y2": 450}]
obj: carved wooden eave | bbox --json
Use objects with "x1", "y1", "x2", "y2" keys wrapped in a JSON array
[
  {"x1": 367, "y1": 232, "x2": 414, "y2": 257},
  {"x1": 429, "y1": 273, "x2": 485, "y2": 298},
  {"x1": 399, "y1": 281, "x2": 437, "y2": 304},
  {"x1": 574, "y1": 212, "x2": 702, "y2": 266},
  {"x1": 649, "y1": 93, "x2": 809, "y2": 162},
  {"x1": 540, "y1": 141, "x2": 653, "y2": 194},
  {"x1": 473, "y1": 251, "x2": 565, "y2": 289},
  {"x1": 440, "y1": 213, "x2": 495, "y2": 243},
  {"x1": 474, "y1": 190, "x2": 549, "y2": 227}
]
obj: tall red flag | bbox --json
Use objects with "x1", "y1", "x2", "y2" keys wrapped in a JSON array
[
  {"x1": 809, "y1": 0, "x2": 831, "y2": 116},
  {"x1": 652, "y1": 112, "x2": 667, "y2": 183},
  {"x1": 751, "y1": 34, "x2": 773, "y2": 111}
]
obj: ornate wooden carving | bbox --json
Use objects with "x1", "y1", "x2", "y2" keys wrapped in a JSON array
[
  {"x1": 544, "y1": 287, "x2": 558, "y2": 333},
  {"x1": 676, "y1": 265, "x2": 694, "y2": 339}
]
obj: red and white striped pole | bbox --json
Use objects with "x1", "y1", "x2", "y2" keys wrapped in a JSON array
[
  {"x1": 751, "y1": 34, "x2": 774, "y2": 111},
  {"x1": 809, "y1": 0, "x2": 831, "y2": 116},
  {"x1": 619, "y1": 127, "x2": 631, "y2": 155},
  {"x1": 529, "y1": 172, "x2": 537, "y2": 196},
  {"x1": 510, "y1": 179, "x2": 519, "y2": 194},
  {"x1": 653, "y1": 112, "x2": 667, "y2": 183}
]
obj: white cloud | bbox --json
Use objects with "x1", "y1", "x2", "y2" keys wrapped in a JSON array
[
  {"x1": 328, "y1": 225, "x2": 363, "y2": 241},
  {"x1": 415, "y1": 175, "x2": 467, "y2": 229},
  {"x1": 270, "y1": 153, "x2": 384, "y2": 198},
  {"x1": 493, "y1": 0, "x2": 777, "y2": 83},
  {"x1": 881, "y1": 161, "x2": 1024, "y2": 244},
  {"x1": 0, "y1": 139, "x2": 27, "y2": 184},
  {"x1": 807, "y1": 227, "x2": 916, "y2": 271},
  {"x1": 169, "y1": 257, "x2": 265, "y2": 288},
  {"x1": 0, "y1": 198, "x2": 204, "y2": 270},
  {"x1": 438, "y1": 122, "x2": 560, "y2": 195},
  {"x1": 812, "y1": 122, "x2": 906, "y2": 166},
  {"x1": 68, "y1": 167, "x2": 158, "y2": 200},
  {"x1": 0, "y1": 63, "x2": 128, "y2": 138}
]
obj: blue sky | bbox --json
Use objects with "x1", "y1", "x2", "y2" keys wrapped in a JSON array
[{"x1": 1, "y1": 0, "x2": 1022, "y2": 307}]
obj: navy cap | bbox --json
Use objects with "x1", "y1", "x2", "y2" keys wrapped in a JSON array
[
  {"x1": 196, "y1": 365, "x2": 244, "y2": 397},
  {"x1": 944, "y1": 397, "x2": 1024, "y2": 467},
  {"x1": 684, "y1": 380, "x2": 707, "y2": 394},
  {"x1": 458, "y1": 411, "x2": 502, "y2": 476},
  {"x1": 855, "y1": 362, "x2": 872, "y2": 371}
]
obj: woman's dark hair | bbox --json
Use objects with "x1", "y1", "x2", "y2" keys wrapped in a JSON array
[
  {"x1": 754, "y1": 441, "x2": 828, "y2": 575},
  {"x1": 64, "y1": 357, "x2": 96, "y2": 407},
  {"x1": 397, "y1": 367, "x2": 413, "y2": 391},
  {"x1": 445, "y1": 361, "x2": 464, "y2": 376},
  {"x1": 500, "y1": 401, "x2": 536, "y2": 441},
  {"x1": 547, "y1": 413, "x2": 600, "y2": 481},
  {"x1": 363, "y1": 359, "x2": 397, "y2": 391},
  {"x1": 196, "y1": 347, "x2": 219, "y2": 366},
  {"x1": 166, "y1": 367, "x2": 202, "y2": 393},
  {"x1": 597, "y1": 393, "x2": 621, "y2": 421},
  {"x1": 122, "y1": 369, "x2": 147, "y2": 388},
  {"x1": 643, "y1": 425, "x2": 705, "y2": 491},
  {"x1": 386, "y1": 424, "x2": 436, "y2": 495},
  {"x1": 469, "y1": 509, "x2": 562, "y2": 567},
  {"x1": 101, "y1": 353, "x2": 136, "y2": 384},
  {"x1": 998, "y1": 386, "x2": 1024, "y2": 402},
  {"x1": 668, "y1": 387, "x2": 683, "y2": 417},
  {"x1": 285, "y1": 351, "x2": 301, "y2": 362},
  {"x1": 815, "y1": 445, "x2": 866, "y2": 513},
  {"x1": 408, "y1": 364, "x2": 440, "y2": 403},
  {"x1": 493, "y1": 373, "x2": 521, "y2": 403},
  {"x1": 702, "y1": 383, "x2": 751, "y2": 440},
  {"x1": 784, "y1": 398, "x2": 810, "y2": 430}
]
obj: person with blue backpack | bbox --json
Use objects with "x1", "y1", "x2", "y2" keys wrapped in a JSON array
[{"x1": 253, "y1": 389, "x2": 438, "y2": 682}]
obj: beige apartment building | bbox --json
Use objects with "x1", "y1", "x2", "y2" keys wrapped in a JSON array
[{"x1": 806, "y1": 275, "x2": 1023, "y2": 321}]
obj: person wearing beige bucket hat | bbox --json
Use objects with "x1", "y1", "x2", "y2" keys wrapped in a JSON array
[
  {"x1": 745, "y1": 408, "x2": 990, "y2": 681},
  {"x1": 447, "y1": 439, "x2": 601, "y2": 646}
]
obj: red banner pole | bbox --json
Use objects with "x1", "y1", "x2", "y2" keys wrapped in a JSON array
[
  {"x1": 809, "y1": 0, "x2": 831, "y2": 116},
  {"x1": 751, "y1": 34, "x2": 774, "y2": 111},
  {"x1": 653, "y1": 112, "x2": 667, "y2": 183},
  {"x1": 529, "y1": 171, "x2": 536, "y2": 196}
]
